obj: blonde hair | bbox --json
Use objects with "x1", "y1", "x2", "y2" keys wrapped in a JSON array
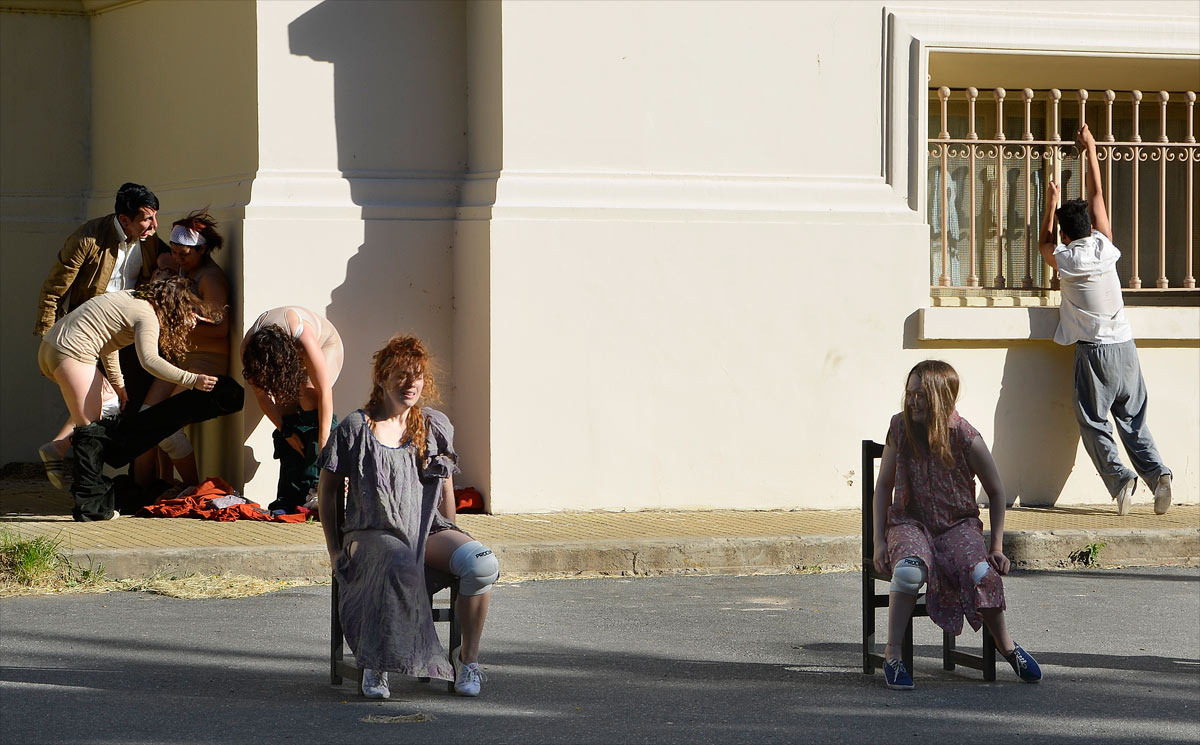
[
  {"x1": 901, "y1": 360, "x2": 959, "y2": 467},
  {"x1": 365, "y1": 334, "x2": 441, "y2": 461}
]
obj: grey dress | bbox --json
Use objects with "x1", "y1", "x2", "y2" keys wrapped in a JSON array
[{"x1": 319, "y1": 408, "x2": 459, "y2": 680}]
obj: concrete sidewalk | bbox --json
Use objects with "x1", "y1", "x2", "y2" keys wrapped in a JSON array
[{"x1": 2, "y1": 473, "x2": 1197, "y2": 579}]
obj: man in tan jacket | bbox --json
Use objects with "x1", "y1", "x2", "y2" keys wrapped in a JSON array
[{"x1": 34, "y1": 182, "x2": 165, "y2": 337}]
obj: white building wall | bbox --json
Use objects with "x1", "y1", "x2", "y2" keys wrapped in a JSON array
[
  {"x1": 473, "y1": 0, "x2": 1199, "y2": 511},
  {"x1": 2, "y1": 0, "x2": 1196, "y2": 513},
  {"x1": 0, "y1": 8, "x2": 90, "y2": 466}
]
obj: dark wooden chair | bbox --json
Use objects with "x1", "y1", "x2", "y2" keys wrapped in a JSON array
[
  {"x1": 329, "y1": 494, "x2": 462, "y2": 693},
  {"x1": 861, "y1": 439, "x2": 996, "y2": 680}
]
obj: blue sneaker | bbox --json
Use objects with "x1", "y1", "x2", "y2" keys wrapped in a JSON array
[
  {"x1": 884, "y1": 658, "x2": 914, "y2": 690},
  {"x1": 1005, "y1": 645, "x2": 1042, "y2": 683}
]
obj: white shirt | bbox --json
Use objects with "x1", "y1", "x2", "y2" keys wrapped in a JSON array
[
  {"x1": 105, "y1": 217, "x2": 143, "y2": 293},
  {"x1": 1052, "y1": 230, "x2": 1133, "y2": 345}
]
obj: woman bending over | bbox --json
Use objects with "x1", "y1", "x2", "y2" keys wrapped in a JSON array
[
  {"x1": 37, "y1": 277, "x2": 219, "y2": 488},
  {"x1": 241, "y1": 306, "x2": 342, "y2": 513},
  {"x1": 871, "y1": 360, "x2": 1041, "y2": 690},
  {"x1": 318, "y1": 334, "x2": 498, "y2": 699}
]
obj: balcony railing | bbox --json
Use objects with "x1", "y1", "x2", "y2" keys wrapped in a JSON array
[{"x1": 927, "y1": 87, "x2": 1198, "y2": 297}]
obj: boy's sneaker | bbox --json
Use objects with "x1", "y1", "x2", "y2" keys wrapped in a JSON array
[
  {"x1": 1005, "y1": 645, "x2": 1042, "y2": 683},
  {"x1": 451, "y1": 647, "x2": 483, "y2": 697},
  {"x1": 1153, "y1": 474, "x2": 1172, "y2": 515},
  {"x1": 883, "y1": 658, "x2": 914, "y2": 690},
  {"x1": 361, "y1": 668, "x2": 390, "y2": 699},
  {"x1": 1115, "y1": 478, "x2": 1136, "y2": 516}
]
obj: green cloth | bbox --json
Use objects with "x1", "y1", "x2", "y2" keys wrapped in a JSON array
[{"x1": 270, "y1": 409, "x2": 337, "y2": 513}]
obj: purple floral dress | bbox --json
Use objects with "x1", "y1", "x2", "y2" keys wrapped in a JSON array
[{"x1": 885, "y1": 411, "x2": 1005, "y2": 635}]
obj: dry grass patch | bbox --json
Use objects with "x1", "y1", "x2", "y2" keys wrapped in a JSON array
[
  {"x1": 1, "y1": 527, "x2": 327, "y2": 599},
  {"x1": 115, "y1": 573, "x2": 327, "y2": 599}
]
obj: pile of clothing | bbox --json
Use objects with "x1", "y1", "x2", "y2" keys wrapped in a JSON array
[{"x1": 138, "y1": 477, "x2": 307, "y2": 523}]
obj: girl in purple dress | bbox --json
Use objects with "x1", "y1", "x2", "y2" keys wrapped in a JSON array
[{"x1": 871, "y1": 360, "x2": 1041, "y2": 690}]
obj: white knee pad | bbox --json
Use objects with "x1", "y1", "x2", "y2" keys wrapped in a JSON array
[
  {"x1": 972, "y1": 561, "x2": 991, "y2": 585},
  {"x1": 158, "y1": 429, "x2": 193, "y2": 459},
  {"x1": 890, "y1": 557, "x2": 927, "y2": 595},
  {"x1": 449, "y1": 540, "x2": 499, "y2": 596}
]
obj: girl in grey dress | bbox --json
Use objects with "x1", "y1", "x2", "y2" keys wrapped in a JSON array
[{"x1": 317, "y1": 334, "x2": 498, "y2": 700}]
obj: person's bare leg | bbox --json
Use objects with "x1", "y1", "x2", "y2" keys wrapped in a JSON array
[
  {"x1": 426, "y1": 529, "x2": 490, "y2": 664},
  {"x1": 978, "y1": 607, "x2": 1016, "y2": 655},
  {"x1": 884, "y1": 591, "x2": 918, "y2": 663},
  {"x1": 171, "y1": 452, "x2": 199, "y2": 486},
  {"x1": 49, "y1": 359, "x2": 105, "y2": 457},
  {"x1": 52, "y1": 418, "x2": 74, "y2": 445}
]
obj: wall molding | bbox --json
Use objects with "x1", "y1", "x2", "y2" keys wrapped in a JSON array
[
  {"x1": 920, "y1": 306, "x2": 1200, "y2": 342},
  {"x1": 884, "y1": 5, "x2": 1200, "y2": 214},
  {"x1": 458, "y1": 169, "x2": 920, "y2": 223}
]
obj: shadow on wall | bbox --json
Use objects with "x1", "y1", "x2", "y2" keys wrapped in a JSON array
[
  {"x1": 287, "y1": 1, "x2": 465, "y2": 411},
  {"x1": 990, "y1": 344, "x2": 1079, "y2": 507}
]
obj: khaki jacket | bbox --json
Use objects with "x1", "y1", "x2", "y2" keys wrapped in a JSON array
[{"x1": 34, "y1": 215, "x2": 166, "y2": 337}]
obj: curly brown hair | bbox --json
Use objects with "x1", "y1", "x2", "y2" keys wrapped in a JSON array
[
  {"x1": 132, "y1": 277, "x2": 218, "y2": 363},
  {"x1": 241, "y1": 325, "x2": 308, "y2": 404},
  {"x1": 172, "y1": 208, "x2": 224, "y2": 252},
  {"x1": 901, "y1": 360, "x2": 960, "y2": 468},
  {"x1": 366, "y1": 334, "x2": 441, "y2": 459}
]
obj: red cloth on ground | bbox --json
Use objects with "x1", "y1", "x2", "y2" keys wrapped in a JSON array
[{"x1": 136, "y1": 478, "x2": 307, "y2": 523}]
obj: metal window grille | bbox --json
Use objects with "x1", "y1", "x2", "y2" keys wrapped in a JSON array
[{"x1": 927, "y1": 88, "x2": 1198, "y2": 296}]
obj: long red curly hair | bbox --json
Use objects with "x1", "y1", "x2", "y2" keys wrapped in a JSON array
[{"x1": 366, "y1": 334, "x2": 441, "y2": 459}]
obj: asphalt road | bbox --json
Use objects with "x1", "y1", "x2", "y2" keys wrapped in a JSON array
[{"x1": 1, "y1": 568, "x2": 1198, "y2": 745}]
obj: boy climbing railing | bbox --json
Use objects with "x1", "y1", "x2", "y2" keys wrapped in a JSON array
[{"x1": 927, "y1": 87, "x2": 1197, "y2": 296}]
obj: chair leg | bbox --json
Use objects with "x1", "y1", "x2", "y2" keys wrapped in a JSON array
[
  {"x1": 942, "y1": 630, "x2": 956, "y2": 671},
  {"x1": 330, "y1": 575, "x2": 343, "y2": 686},
  {"x1": 862, "y1": 569, "x2": 875, "y2": 674},
  {"x1": 902, "y1": 619, "x2": 914, "y2": 674},
  {"x1": 983, "y1": 629, "x2": 996, "y2": 681},
  {"x1": 447, "y1": 584, "x2": 461, "y2": 693}
]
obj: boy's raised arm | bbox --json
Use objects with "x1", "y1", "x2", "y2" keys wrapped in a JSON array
[{"x1": 1078, "y1": 124, "x2": 1112, "y2": 241}]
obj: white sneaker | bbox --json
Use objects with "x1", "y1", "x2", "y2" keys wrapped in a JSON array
[
  {"x1": 1115, "y1": 478, "x2": 1135, "y2": 516},
  {"x1": 38, "y1": 442, "x2": 67, "y2": 491},
  {"x1": 106, "y1": 510, "x2": 120, "y2": 521},
  {"x1": 361, "y1": 668, "x2": 390, "y2": 699},
  {"x1": 452, "y1": 647, "x2": 483, "y2": 697},
  {"x1": 1153, "y1": 474, "x2": 1173, "y2": 515}
]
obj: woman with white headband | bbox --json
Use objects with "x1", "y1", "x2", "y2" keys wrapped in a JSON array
[{"x1": 134, "y1": 210, "x2": 231, "y2": 488}]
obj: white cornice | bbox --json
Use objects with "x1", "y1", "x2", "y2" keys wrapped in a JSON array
[{"x1": 884, "y1": 5, "x2": 1200, "y2": 215}]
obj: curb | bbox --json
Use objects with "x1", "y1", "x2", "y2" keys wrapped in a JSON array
[{"x1": 69, "y1": 528, "x2": 1200, "y2": 580}]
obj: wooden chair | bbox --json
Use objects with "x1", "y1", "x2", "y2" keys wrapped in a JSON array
[
  {"x1": 329, "y1": 494, "x2": 462, "y2": 693},
  {"x1": 861, "y1": 439, "x2": 996, "y2": 680}
]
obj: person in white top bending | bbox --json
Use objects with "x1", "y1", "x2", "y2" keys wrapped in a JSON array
[{"x1": 1038, "y1": 124, "x2": 1173, "y2": 516}]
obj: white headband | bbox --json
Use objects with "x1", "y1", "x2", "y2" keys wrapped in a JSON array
[{"x1": 170, "y1": 224, "x2": 206, "y2": 247}]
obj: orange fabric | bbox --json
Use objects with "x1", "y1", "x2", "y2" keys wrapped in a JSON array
[
  {"x1": 455, "y1": 486, "x2": 484, "y2": 513},
  {"x1": 136, "y1": 477, "x2": 307, "y2": 523}
]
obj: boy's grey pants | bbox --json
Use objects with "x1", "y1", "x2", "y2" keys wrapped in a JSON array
[{"x1": 1073, "y1": 340, "x2": 1171, "y2": 498}]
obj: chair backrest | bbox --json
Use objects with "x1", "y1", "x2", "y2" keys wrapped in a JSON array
[{"x1": 861, "y1": 440, "x2": 884, "y2": 562}]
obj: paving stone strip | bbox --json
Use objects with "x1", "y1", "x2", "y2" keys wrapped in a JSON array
[{"x1": 2, "y1": 475, "x2": 1196, "y2": 579}]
